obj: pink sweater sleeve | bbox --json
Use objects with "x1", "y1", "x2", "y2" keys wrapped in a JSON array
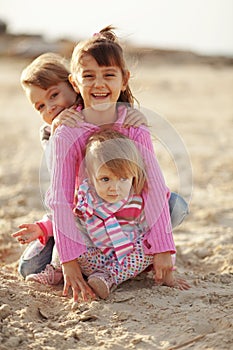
[
  {"x1": 46, "y1": 125, "x2": 95, "y2": 263},
  {"x1": 35, "y1": 214, "x2": 53, "y2": 245},
  {"x1": 123, "y1": 125, "x2": 176, "y2": 254}
]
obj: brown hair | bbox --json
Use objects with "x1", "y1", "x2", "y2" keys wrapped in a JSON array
[
  {"x1": 70, "y1": 25, "x2": 136, "y2": 107},
  {"x1": 20, "y1": 52, "x2": 72, "y2": 90},
  {"x1": 85, "y1": 130, "x2": 147, "y2": 195}
]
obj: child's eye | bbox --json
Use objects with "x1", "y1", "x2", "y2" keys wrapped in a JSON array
[
  {"x1": 120, "y1": 178, "x2": 129, "y2": 182},
  {"x1": 83, "y1": 74, "x2": 94, "y2": 79},
  {"x1": 37, "y1": 104, "x2": 44, "y2": 111},
  {"x1": 105, "y1": 73, "x2": 115, "y2": 78},
  {"x1": 100, "y1": 177, "x2": 109, "y2": 182},
  {"x1": 51, "y1": 92, "x2": 58, "y2": 99}
]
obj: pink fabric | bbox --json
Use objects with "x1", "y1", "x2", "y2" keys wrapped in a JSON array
[
  {"x1": 46, "y1": 105, "x2": 175, "y2": 263},
  {"x1": 36, "y1": 215, "x2": 53, "y2": 245}
]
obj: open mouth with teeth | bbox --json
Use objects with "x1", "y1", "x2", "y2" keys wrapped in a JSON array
[{"x1": 92, "y1": 93, "x2": 109, "y2": 99}]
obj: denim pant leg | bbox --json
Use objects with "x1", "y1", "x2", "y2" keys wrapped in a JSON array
[
  {"x1": 169, "y1": 192, "x2": 189, "y2": 229},
  {"x1": 18, "y1": 237, "x2": 54, "y2": 278}
]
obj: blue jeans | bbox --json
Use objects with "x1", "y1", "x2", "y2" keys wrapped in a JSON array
[
  {"x1": 18, "y1": 192, "x2": 189, "y2": 278},
  {"x1": 169, "y1": 192, "x2": 189, "y2": 228},
  {"x1": 18, "y1": 237, "x2": 55, "y2": 278}
]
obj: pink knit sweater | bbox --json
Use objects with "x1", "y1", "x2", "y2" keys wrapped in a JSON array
[{"x1": 46, "y1": 106, "x2": 176, "y2": 263}]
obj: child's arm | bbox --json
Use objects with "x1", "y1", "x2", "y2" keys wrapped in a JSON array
[
  {"x1": 51, "y1": 106, "x2": 84, "y2": 134},
  {"x1": 12, "y1": 223, "x2": 45, "y2": 245},
  {"x1": 124, "y1": 108, "x2": 148, "y2": 128}
]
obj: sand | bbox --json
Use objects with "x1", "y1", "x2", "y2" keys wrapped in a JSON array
[{"x1": 0, "y1": 55, "x2": 232, "y2": 350}]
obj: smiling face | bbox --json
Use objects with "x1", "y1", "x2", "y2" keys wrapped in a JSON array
[
  {"x1": 70, "y1": 54, "x2": 129, "y2": 113},
  {"x1": 25, "y1": 82, "x2": 77, "y2": 124},
  {"x1": 90, "y1": 163, "x2": 133, "y2": 203}
]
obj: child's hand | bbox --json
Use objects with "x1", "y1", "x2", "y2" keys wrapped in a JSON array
[
  {"x1": 62, "y1": 259, "x2": 96, "y2": 303},
  {"x1": 51, "y1": 106, "x2": 84, "y2": 134},
  {"x1": 153, "y1": 252, "x2": 174, "y2": 284},
  {"x1": 124, "y1": 108, "x2": 148, "y2": 128},
  {"x1": 11, "y1": 223, "x2": 44, "y2": 244},
  {"x1": 153, "y1": 252, "x2": 190, "y2": 290},
  {"x1": 162, "y1": 272, "x2": 190, "y2": 290}
]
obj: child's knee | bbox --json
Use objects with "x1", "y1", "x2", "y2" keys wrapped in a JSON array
[
  {"x1": 18, "y1": 238, "x2": 54, "y2": 278},
  {"x1": 169, "y1": 192, "x2": 189, "y2": 228},
  {"x1": 18, "y1": 259, "x2": 34, "y2": 278}
]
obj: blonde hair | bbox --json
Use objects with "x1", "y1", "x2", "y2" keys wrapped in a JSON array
[
  {"x1": 85, "y1": 130, "x2": 147, "y2": 195},
  {"x1": 20, "y1": 52, "x2": 71, "y2": 90},
  {"x1": 70, "y1": 25, "x2": 136, "y2": 107}
]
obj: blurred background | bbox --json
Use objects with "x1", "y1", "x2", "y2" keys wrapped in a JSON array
[{"x1": 0, "y1": 0, "x2": 233, "y2": 58}]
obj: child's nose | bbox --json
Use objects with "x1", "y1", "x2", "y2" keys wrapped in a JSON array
[
  {"x1": 94, "y1": 76, "x2": 105, "y2": 87},
  {"x1": 47, "y1": 104, "x2": 56, "y2": 114},
  {"x1": 109, "y1": 181, "x2": 119, "y2": 191}
]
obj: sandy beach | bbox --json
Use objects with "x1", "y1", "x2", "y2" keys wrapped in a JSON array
[{"x1": 0, "y1": 53, "x2": 232, "y2": 350}]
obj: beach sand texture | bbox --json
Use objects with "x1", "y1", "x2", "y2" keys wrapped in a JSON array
[{"x1": 0, "y1": 54, "x2": 232, "y2": 350}]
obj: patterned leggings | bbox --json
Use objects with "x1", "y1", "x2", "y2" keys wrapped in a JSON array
[{"x1": 77, "y1": 237, "x2": 154, "y2": 289}]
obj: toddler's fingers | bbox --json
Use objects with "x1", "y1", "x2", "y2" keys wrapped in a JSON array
[
  {"x1": 62, "y1": 281, "x2": 70, "y2": 298},
  {"x1": 63, "y1": 279, "x2": 82, "y2": 303},
  {"x1": 62, "y1": 119, "x2": 77, "y2": 127},
  {"x1": 123, "y1": 116, "x2": 134, "y2": 125},
  {"x1": 72, "y1": 289, "x2": 79, "y2": 303},
  {"x1": 175, "y1": 278, "x2": 191, "y2": 290},
  {"x1": 126, "y1": 108, "x2": 136, "y2": 116},
  {"x1": 81, "y1": 285, "x2": 96, "y2": 302},
  {"x1": 11, "y1": 231, "x2": 20, "y2": 237},
  {"x1": 154, "y1": 268, "x2": 164, "y2": 283},
  {"x1": 16, "y1": 235, "x2": 29, "y2": 244},
  {"x1": 19, "y1": 239, "x2": 27, "y2": 244},
  {"x1": 131, "y1": 120, "x2": 143, "y2": 128},
  {"x1": 11, "y1": 229, "x2": 25, "y2": 237},
  {"x1": 18, "y1": 223, "x2": 29, "y2": 229},
  {"x1": 76, "y1": 279, "x2": 89, "y2": 298}
]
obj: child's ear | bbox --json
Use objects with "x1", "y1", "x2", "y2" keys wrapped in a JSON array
[
  {"x1": 69, "y1": 74, "x2": 80, "y2": 94},
  {"x1": 122, "y1": 70, "x2": 130, "y2": 92}
]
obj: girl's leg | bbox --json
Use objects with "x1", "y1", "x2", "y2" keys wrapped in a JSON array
[
  {"x1": 81, "y1": 240, "x2": 154, "y2": 298},
  {"x1": 169, "y1": 192, "x2": 189, "y2": 229},
  {"x1": 18, "y1": 237, "x2": 54, "y2": 278},
  {"x1": 77, "y1": 247, "x2": 110, "y2": 276},
  {"x1": 104, "y1": 237, "x2": 154, "y2": 286},
  {"x1": 77, "y1": 247, "x2": 115, "y2": 298}
]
